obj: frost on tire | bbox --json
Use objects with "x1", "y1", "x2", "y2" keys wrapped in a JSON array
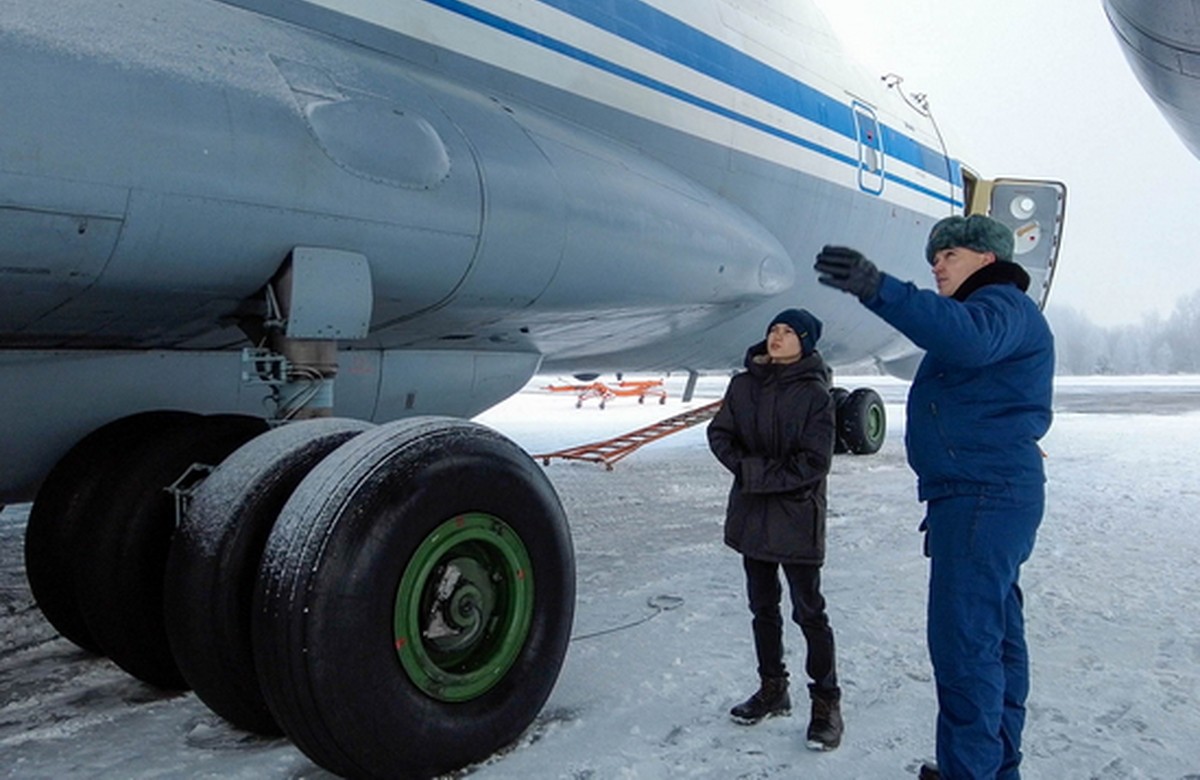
[
  {"x1": 252, "y1": 417, "x2": 575, "y2": 778},
  {"x1": 165, "y1": 417, "x2": 373, "y2": 734}
]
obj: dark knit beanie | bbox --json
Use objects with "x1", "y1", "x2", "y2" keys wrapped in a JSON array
[
  {"x1": 925, "y1": 214, "x2": 1014, "y2": 265},
  {"x1": 766, "y1": 308, "x2": 822, "y2": 355}
]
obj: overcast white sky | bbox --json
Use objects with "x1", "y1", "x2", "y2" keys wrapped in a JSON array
[{"x1": 812, "y1": 0, "x2": 1200, "y2": 327}]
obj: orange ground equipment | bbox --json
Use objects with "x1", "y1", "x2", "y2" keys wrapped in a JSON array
[
  {"x1": 542, "y1": 379, "x2": 668, "y2": 408},
  {"x1": 535, "y1": 399, "x2": 722, "y2": 470}
]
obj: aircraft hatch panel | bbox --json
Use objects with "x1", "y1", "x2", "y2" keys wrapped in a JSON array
[
  {"x1": 0, "y1": 207, "x2": 123, "y2": 332},
  {"x1": 985, "y1": 179, "x2": 1067, "y2": 310},
  {"x1": 852, "y1": 101, "x2": 885, "y2": 195}
]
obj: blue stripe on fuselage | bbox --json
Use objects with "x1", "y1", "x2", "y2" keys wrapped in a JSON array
[{"x1": 422, "y1": 0, "x2": 960, "y2": 206}]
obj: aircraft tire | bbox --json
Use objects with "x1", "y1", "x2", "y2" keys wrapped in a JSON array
[
  {"x1": 24, "y1": 410, "x2": 200, "y2": 654},
  {"x1": 75, "y1": 413, "x2": 269, "y2": 689},
  {"x1": 164, "y1": 417, "x2": 372, "y2": 735},
  {"x1": 252, "y1": 417, "x2": 575, "y2": 779},
  {"x1": 839, "y1": 387, "x2": 886, "y2": 455},
  {"x1": 831, "y1": 387, "x2": 850, "y2": 454}
]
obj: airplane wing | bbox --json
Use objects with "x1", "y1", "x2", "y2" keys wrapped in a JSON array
[{"x1": 1104, "y1": 0, "x2": 1200, "y2": 160}]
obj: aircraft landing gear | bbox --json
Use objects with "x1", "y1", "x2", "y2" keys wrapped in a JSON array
[
  {"x1": 24, "y1": 410, "x2": 267, "y2": 681},
  {"x1": 73, "y1": 413, "x2": 270, "y2": 689},
  {"x1": 253, "y1": 417, "x2": 575, "y2": 778},
  {"x1": 24, "y1": 411, "x2": 200, "y2": 656},
  {"x1": 832, "y1": 386, "x2": 886, "y2": 455},
  {"x1": 163, "y1": 417, "x2": 374, "y2": 735},
  {"x1": 24, "y1": 410, "x2": 575, "y2": 778}
]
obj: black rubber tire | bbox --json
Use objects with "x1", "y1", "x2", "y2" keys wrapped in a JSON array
[
  {"x1": 24, "y1": 411, "x2": 200, "y2": 654},
  {"x1": 839, "y1": 387, "x2": 887, "y2": 455},
  {"x1": 252, "y1": 417, "x2": 575, "y2": 779},
  {"x1": 830, "y1": 387, "x2": 850, "y2": 455},
  {"x1": 75, "y1": 413, "x2": 269, "y2": 689},
  {"x1": 164, "y1": 417, "x2": 372, "y2": 734}
]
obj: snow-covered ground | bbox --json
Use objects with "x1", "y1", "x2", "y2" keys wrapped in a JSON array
[{"x1": 2, "y1": 374, "x2": 1199, "y2": 779}]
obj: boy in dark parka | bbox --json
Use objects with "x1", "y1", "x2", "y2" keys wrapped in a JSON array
[
  {"x1": 707, "y1": 307, "x2": 843, "y2": 751},
  {"x1": 815, "y1": 214, "x2": 1054, "y2": 780}
]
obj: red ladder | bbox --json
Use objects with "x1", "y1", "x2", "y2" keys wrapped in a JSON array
[{"x1": 535, "y1": 399, "x2": 723, "y2": 470}]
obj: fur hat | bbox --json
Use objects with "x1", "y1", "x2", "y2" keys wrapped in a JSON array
[
  {"x1": 925, "y1": 214, "x2": 1014, "y2": 265},
  {"x1": 766, "y1": 308, "x2": 822, "y2": 355}
]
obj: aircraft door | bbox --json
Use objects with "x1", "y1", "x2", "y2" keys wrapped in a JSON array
[
  {"x1": 852, "y1": 101, "x2": 885, "y2": 195},
  {"x1": 984, "y1": 179, "x2": 1067, "y2": 309}
]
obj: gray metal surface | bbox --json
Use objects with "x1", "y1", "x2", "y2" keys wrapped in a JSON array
[
  {"x1": 0, "y1": 0, "x2": 1062, "y2": 500},
  {"x1": 1105, "y1": 0, "x2": 1200, "y2": 159}
]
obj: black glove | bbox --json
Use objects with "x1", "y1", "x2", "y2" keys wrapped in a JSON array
[{"x1": 814, "y1": 245, "x2": 881, "y2": 301}]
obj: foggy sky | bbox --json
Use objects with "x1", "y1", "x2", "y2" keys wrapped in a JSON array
[{"x1": 814, "y1": 0, "x2": 1199, "y2": 327}]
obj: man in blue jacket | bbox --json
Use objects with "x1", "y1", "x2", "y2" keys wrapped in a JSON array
[{"x1": 814, "y1": 214, "x2": 1053, "y2": 780}]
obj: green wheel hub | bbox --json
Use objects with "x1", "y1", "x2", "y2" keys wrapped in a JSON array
[
  {"x1": 394, "y1": 513, "x2": 534, "y2": 701},
  {"x1": 866, "y1": 402, "x2": 885, "y2": 442}
]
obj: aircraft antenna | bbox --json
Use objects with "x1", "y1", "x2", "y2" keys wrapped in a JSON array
[{"x1": 884, "y1": 73, "x2": 955, "y2": 201}]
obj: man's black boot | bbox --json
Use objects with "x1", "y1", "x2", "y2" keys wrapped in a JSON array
[
  {"x1": 805, "y1": 688, "x2": 843, "y2": 750},
  {"x1": 729, "y1": 676, "x2": 791, "y2": 724},
  {"x1": 918, "y1": 762, "x2": 940, "y2": 779}
]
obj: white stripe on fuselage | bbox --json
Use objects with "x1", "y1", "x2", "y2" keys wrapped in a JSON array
[{"x1": 275, "y1": 0, "x2": 957, "y2": 213}]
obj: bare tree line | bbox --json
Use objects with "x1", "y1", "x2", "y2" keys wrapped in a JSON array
[{"x1": 1048, "y1": 289, "x2": 1200, "y2": 375}]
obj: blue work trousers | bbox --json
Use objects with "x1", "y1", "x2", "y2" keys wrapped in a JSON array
[{"x1": 924, "y1": 488, "x2": 1043, "y2": 780}]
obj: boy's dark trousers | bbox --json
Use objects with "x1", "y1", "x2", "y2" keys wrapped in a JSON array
[{"x1": 742, "y1": 556, "x2": 838, "y2": 694}]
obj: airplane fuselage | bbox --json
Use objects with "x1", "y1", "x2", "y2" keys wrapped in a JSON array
[{"x1": 1, "y1": 0, "x2": 970, "y2": 501}]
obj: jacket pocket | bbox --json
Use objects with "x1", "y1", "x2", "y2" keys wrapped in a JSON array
[
  {"x1": 929, "y1": 401, "x2": 958, "y2": 460},
  {"x1": 771, "y1": 493, "x2": 821, "y2": 561}
]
